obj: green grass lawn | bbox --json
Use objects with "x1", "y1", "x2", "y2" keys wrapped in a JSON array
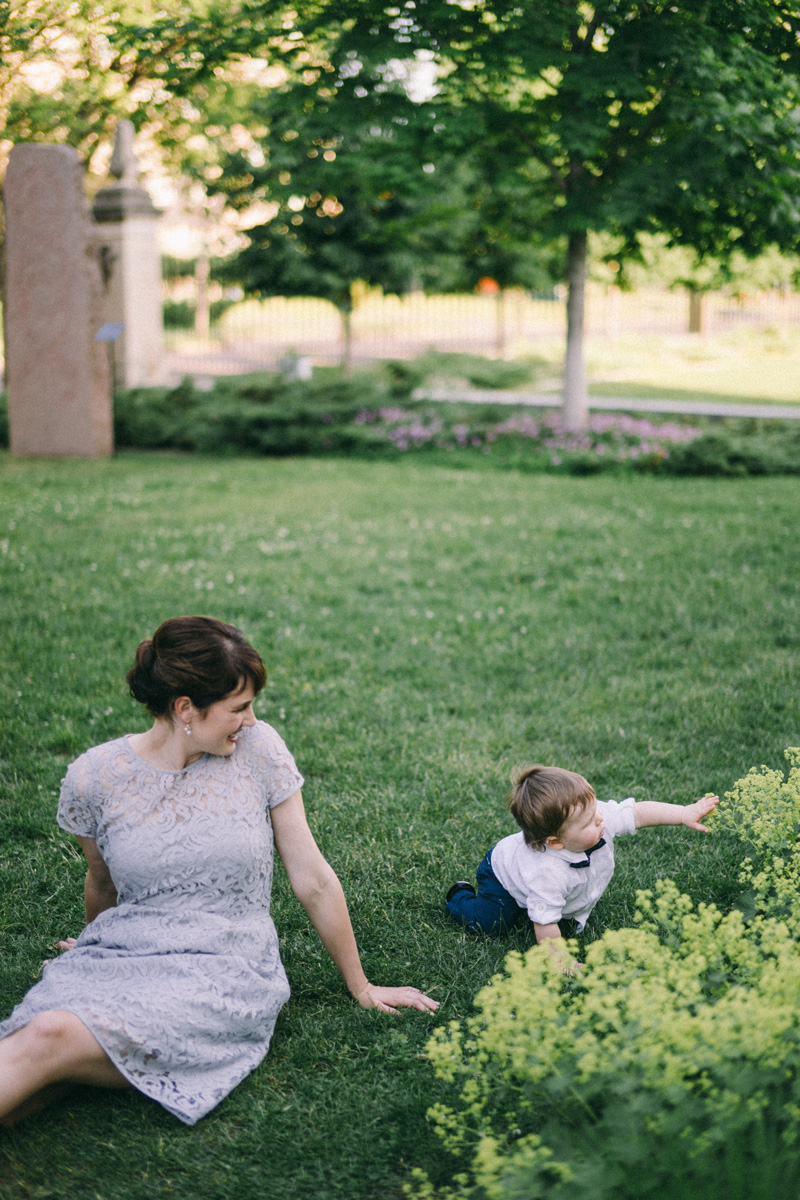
[
  {"x1": 584, "y1": 328, "x2": 800, "y2": 406},
  {"x1": 407, "y1": 330, "x2": 800, "y2": 409},
  {"x1": 0, "y1": 452, "x2": 798, "y2": 1200},
  {"x1": 424, "y1": 328, "x2": 800, "y2": 407}
]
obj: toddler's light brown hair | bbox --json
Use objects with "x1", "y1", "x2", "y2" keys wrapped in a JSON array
[{"x1": 508, "y1": 764, "x2": 596, "y2": 850}]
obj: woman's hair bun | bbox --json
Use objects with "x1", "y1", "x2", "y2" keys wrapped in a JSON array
[
  {"x1": 125, "y1": 617, "x2": 266, "y2": 718},
  {"x1": 125, "y1": 639, "x2": 165, "y2": 708}
]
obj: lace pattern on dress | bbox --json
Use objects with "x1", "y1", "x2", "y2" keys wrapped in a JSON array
[{"x1": 0, "y1": 721, "x2": 303, "y2": 1124}]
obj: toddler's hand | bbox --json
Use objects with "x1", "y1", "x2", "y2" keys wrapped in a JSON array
[{"x1": 682, "y1": 793, "x2": 719, "y2": 832}]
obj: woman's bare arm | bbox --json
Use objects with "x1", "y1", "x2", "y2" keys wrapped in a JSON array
[
  {"x1": 75, "y1": 835, "x2": 118, "y2": 924},
  {"x1": 272, "y1": 791, "x2": 438, "y2": 1014}
]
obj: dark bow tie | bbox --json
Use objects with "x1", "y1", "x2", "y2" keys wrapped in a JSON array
[{"x1": 569, "y1": 838, "x2": 606, "y2": 869}]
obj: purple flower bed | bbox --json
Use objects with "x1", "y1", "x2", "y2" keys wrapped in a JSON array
[{"x1": 354, "y1": 405, "x2": 703, "y2": 466}]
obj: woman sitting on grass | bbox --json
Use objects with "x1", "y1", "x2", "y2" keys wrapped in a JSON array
[{"x1": 0, "y1": 616, "x2": 438, "y2": 1126}]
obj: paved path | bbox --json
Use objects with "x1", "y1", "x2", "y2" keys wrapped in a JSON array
[{"x1": 415, "y1": 387, "x2": 800, "y2": 420}]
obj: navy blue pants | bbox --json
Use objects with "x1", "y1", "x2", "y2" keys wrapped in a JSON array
[{"x1": 445, "y1": 850, "x2": 526, "y2": 937}]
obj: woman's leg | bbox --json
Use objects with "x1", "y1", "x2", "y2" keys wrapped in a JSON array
[{"x1": 0, "y1": 1011, "x2": 130, "y2": 1125}]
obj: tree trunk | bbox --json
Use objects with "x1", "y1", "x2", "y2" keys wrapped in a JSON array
[
  {"x1": 340, "y1": 306, "x2": 353, "y2": 374},
  {"x1": 495, "y1": 289, "x2": 507, "y2": 358},
  {"x1": 563, "y1": 229, "x2": 589, "y2": 431},
  {"x1": 194, "y1": 254, "x2": 210, "y2": 340},
  {"x1": 688, "y1": 287, "x2": 704, "y2": 334}
]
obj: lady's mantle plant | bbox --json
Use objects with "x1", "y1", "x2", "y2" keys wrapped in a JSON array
[
  {"x1": 709, "y1": 747, "x2": 800, "y2": 933},
  {"x1": 410, "y1": 883, "x2": 800, "y2": 1199}
]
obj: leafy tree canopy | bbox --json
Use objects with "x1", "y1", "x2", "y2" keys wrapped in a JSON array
[
  {"x1": 212, "y1": 12, "x2": 564, "y2": 353},
  {"x1": 0, "y1": 0, "x2": 278, "y2": 176},
  {"x1": 266, "y1": 0, "x2": 800, "y2": 423},
  {"x1": 291, "y1": 0, "x2": 800, "y2": 256},
  {"x1": 216, "y1": 105, "x2": 561, "y2": 310}
]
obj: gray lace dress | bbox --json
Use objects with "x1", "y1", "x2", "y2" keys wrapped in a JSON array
[{"x1": 0, "y1": 720, "x2": 303, "y2": 1124}]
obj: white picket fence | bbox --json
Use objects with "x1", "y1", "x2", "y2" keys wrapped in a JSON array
[{"x1": 161, "y1": 284, "x2": 800, "y2": 382}]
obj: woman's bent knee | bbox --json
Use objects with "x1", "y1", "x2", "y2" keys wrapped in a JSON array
[
  {"x1": 22, "y1": 1011, "x2": 85, "y2": 1059},
  {"x1": 16, "y1": 1012, "x2": 126, "y2": 1086}
]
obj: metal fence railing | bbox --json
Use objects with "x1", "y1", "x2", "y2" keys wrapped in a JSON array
[{"x1": 159, "y1": 283, "x2": 800, "y2": 383}]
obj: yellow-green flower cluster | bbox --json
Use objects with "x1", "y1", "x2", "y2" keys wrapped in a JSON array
[
  {"x1": 711, "y1": 747, "x2": 800, "y2": 933},
  {"x1": 710, "y1": 747, "x2": 800, "y2": 855},
  {"x1": 410, "y1": 875, "x2": 800, "y2": 1200}
]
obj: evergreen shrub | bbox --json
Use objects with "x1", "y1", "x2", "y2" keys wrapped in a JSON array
[
  {"x1": 664, "y1": 432, "x2": 800, "y2": 477},
  {"x1": 113, "y1": 373, "x2": 394, "y2": 457},
  {"x1": 111, "y1": 372, "x2": 706, "y2": 468},
  {"x1": 4, "y1": 366, "x2": 799, "y2": 475},
  {"x1": 113, "y1": 380, "x2": 198, "y2": 449}
]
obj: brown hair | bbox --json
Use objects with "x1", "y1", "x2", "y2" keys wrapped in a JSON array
[
  {"x1": 126, "y1": 616, "x2": 266, "y2": 718},
  {"x1": 508, "y1": 765, "x2": 595, "y2": 850}
]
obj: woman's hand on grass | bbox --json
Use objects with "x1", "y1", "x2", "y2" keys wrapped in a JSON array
[
  {"x1": 42, "y1": 937, "x2": 78, "y2": 966},
  {"x1": 357, "y1": 984, "x2": 439, "y2": 1014}
]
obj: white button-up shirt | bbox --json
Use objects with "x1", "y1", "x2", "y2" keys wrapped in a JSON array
[{"x1": 490, "y1": 798, "x2": 637, "y2": 929}]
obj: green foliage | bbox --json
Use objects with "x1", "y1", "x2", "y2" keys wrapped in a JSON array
[
  {"x1": 712, "y1": 749, "x2": 800, "y2": 856},
  {"x1": 215, "y1": 103, "x2": 481, "y2": 313},
  {"x1": 0, "y1": 0, "x2": 286, "y2": 187},
  {"x1": 410, "y1": 880, "x2": 800, "y2": 1200},
  {"x1": 709, "y1": 749, "x2": 800, "y2": 934},
  {"x1": 350, "y1": 0, "x2": 800, "y2": 258},
  {"x1": 211, "y1": 24, "x2": 563, "y2": 321},
  {"x1": 113, "y1": 370, "x2": 394, "y2": 455},
  {"x1": 289, "y1": 0, "x2": 800, "y2": 240},
  {"x1": 108, "y1": 367, "x2": 800, "y2": 476},
  {"x1": 429, "y1": 157, "x2": 564, "y2": 295},
  {"x1": 0, "y1": 0, "x2": 122, "y2": 159},
  {"x1": 412, "y1": 749, "x2": 800, "y2": 1199},
  {"x1": 663, "y1": 431, "x2": 800, "y2": 477},
  {"x1": 112, "y1": 380, "x2": 199, "y2": 449},
  {"x1": 6, "y1": 351, "x2": 800, "y2": 474},
  {"x1": 282, "y1": 0, "x2": 800, "y2": 422},
  {"x1": 610, "y1": 235, "x2": 800, "y2": 296}
]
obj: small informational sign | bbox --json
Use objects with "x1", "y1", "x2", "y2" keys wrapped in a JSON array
[{"x1": 94, "y1": 322, "x2": 125, "y2": 343}]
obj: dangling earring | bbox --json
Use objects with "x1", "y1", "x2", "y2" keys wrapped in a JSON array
[{"x1": 185, "y1": 725, "x2": 192, "y2": 736}]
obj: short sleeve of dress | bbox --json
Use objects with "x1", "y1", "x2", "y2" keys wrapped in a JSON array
[
  {"x1": 246, "y1": 721, "x2": 304, "y2": 809},
  {"x1": 57, "y1": 752, "x2": 101, "y2": 838}
]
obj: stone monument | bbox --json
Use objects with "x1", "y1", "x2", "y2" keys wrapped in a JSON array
[
  {"x1": 92, "y1": 121, "x2": 163, "y2": 387},
  {"x1": 4, "y1": 144, "x2": 113, "y2": 457}
]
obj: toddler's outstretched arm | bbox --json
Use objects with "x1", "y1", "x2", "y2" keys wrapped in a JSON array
[{"x1": 633, "y1": 794, "x2": 719, "y2": 833}]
